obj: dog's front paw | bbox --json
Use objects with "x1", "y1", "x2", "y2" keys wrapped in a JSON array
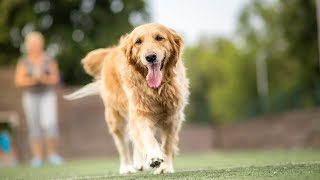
[
  {"x1": 154, "y1": 163, "x2": 174, "y2": 174},
  {"x1": 119, "y1": 164, "x2": 137, "y2": 174},
  {"x1": 149, "y1": 157, "x2": 164, "y2": 168},
  {"x1": 146, "y1": 149, "x2": 164, "y2": 168}
]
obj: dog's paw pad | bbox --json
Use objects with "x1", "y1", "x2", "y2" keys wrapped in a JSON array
[{"x1": 149, "y1": 158, "x2": 164, "y2": 168}]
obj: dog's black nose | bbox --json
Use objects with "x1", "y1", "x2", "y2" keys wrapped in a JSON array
[{"x1": 145, "y1": 53, "x2": 157, "y2": 63}]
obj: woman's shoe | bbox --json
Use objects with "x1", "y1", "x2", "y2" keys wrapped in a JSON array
[
  {"x1": 31, "y1": 157, "x2": 42, "y2": 167},
  {"x1": 48, "y1": 154, "x2": 63, "y2": 165}
]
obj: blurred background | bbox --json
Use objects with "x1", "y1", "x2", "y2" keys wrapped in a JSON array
[{"x1": 0, "y1": 0, "x2": 319, "y2": 164}]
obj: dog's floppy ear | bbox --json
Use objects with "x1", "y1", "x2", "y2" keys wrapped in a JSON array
[
  {"x1": 120, "y1": 34, "x2": 133, "y2": 61},
  {"x1": 168, "y1": 28, "x2": 183, "y2": 57},
  {"x1": 163, "y1": 28, "x2": 184, "y2": 80}
]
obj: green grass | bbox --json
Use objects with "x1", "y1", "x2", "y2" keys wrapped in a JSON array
[{"x1": 1, "y1": 150, "x2": 319, "y2": 179}]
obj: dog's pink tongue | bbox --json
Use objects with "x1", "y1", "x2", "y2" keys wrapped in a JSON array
[{"x1": 146, "y1": 63, "x2": 162, "y2": 89}]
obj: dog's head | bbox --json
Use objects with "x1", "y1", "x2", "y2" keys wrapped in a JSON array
[{"x1": 121, "y1": 23, "x2": 183, "y2": 89}]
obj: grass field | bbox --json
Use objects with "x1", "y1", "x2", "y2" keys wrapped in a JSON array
[{"x1": 1, "y1": 150, "x2": 319, "y2": 180}]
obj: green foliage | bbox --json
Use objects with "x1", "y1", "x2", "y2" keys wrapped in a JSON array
[
  {"x1": 0, "y1": 122, "x2": 14, "y2": 135},
  {"x1": 0, "y1": 0, "x2": 149, "y2": 85},
  {"x1": 237, "y1": 0, "x2": 320, "y2": 111},
  {"x1": 185, "y1": 0, "x2": 319, "y2": 124},
  {"x1": 185, "y1": 38, "x2": 258, "y2": 124}
]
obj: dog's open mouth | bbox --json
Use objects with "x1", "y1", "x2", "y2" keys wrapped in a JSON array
[{"x1": 146, "y1": 56, "x2": 165, "y2": 89}]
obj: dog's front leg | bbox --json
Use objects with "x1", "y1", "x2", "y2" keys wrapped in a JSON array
[
  {"x1": 129, "y1": 115, "x2": 164, "y2": 169},
  {"x1": 154, "y1": 116, "x2": 182, "y2": 174}
]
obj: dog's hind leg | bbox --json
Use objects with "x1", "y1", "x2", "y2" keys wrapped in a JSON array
[{"x1": 105, "y1": 108, "x2": 136, "y2": 174}]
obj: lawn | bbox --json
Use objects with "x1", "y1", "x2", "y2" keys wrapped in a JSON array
[{"x1": 1, "y1": 150, "x2": 319, "y2": 180}]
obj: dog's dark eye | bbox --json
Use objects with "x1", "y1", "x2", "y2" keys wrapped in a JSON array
[
  {"x1": 135, "y1": 39, "x2": 142, "y2": 45},
  {"x1": 155, "y1": 35, "x2": 164, "y2": 41}
]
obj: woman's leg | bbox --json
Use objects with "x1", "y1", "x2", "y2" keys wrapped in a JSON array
[
  {"x1": 30, "y1": 141, "x2": 42, "y2": 159},
  {"x1": 39, "y1": 91, "x2": 60, "y2": 158},
  {"x1": 22, "y1": 92, "x2": 43, "y2": 164},
  {"x1": 45, "y1": 137, "x2": 57, "y2": 156}
]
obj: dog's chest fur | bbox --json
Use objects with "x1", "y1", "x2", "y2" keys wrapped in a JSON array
[{"x1": 126, "y1": 78, "x2": 183, "y2": 117}]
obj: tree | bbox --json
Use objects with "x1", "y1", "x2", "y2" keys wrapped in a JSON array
[
  {"x1": 184, "y1": 0, "x2": 319, "y2": 124},
  {"x1": 237, "y1": 0, "x2": 319, "y2": 112},
  {"x1": 184, "y1": 37, "x2": 257, "y2": 124},
  {"x1": 0, "y1": 0, "x2": 149, "y2": 85}
]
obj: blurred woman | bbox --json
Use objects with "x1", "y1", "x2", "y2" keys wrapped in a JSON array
[{"x1": 14, "y1": 32, "x2": 63, "y2": 167}]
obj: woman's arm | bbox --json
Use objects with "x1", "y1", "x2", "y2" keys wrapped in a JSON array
[
  {"x1": 39, "y1": 61, "x2": 60, "y2": 85},
  {"x1": 14, "y1": 62, "x2": 38, "y2": 87}
]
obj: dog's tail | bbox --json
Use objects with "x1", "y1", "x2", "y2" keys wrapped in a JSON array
[
  {"x1": 64, "y1": 81, "x2": 101, "y2": 100},
  {"x1": 64, "y1": 48, "x2": 110, "y2": 100},
  {"x1": 82, "y1": 48, "x2": 111, "y2": 79}
]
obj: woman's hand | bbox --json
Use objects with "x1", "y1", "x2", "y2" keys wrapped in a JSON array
[
  {"x1": 15, "y1": 60, "x2": 60, "y2": 87},
  {"x1": 15, "y1": 62, "x2": 39, "y2": 87},
  {"x1": 37, "y1": 62, "x2": 60, "y2": 85}
]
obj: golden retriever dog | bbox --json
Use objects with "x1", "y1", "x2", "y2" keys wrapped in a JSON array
[{"x1": 66, "y1": 23, "x2": 189, "y2": 174}]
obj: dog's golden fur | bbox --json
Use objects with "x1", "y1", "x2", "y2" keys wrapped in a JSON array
[{"x1": 70, "y1": 23, "x2": 189, "y2": 174}]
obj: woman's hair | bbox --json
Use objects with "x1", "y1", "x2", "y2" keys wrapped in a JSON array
[
  {"x1": 23, "y1": 31, "x2": 45, "y2": 54},
  {"x1": 25, "y1": 31, "x2": 44, "y2": 45}
]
